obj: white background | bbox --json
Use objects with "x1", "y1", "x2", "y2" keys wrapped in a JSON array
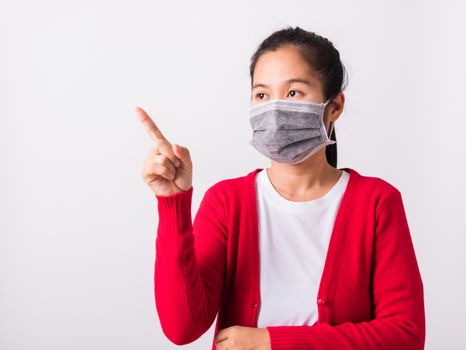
[{"x1": 1, "y1": 0, "x2": 465, "y2": 349}]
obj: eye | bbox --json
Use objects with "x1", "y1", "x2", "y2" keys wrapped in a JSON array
[
  {"x1": 255, "y1": 92, "x2": 266, "y2": 100},
  {"x1": 287, "y1": 90, "x2": 302, "y2": 98}
]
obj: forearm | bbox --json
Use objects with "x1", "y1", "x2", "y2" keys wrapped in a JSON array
[
  {"x1": 154, "y1": 186, "x2": 225, "y2": 345},
  {"x1": 266, "y1": 315, "x2": 425, "y2": 350}
]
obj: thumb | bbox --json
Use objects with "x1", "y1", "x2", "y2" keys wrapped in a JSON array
[{"x1": 172, "y1": 143, "x2": 190, "y2": 163}]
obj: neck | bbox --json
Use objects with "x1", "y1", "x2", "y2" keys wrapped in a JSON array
[{"x1": 266, "y1": 149, "x2": 342, "y2": 200}]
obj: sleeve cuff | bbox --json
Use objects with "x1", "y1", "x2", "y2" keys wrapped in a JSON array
[
  {"x1": 266, "y1": 325, "x2": 316, "y2": 350},
  {"x1": 155, "y1": 186, "x2": 193, "y2": 234}
]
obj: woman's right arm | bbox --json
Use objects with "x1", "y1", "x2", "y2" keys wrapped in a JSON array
[
  {"x1": 135, "y1": 106, "x2": 227, "y2": 345},
  {"x1": 155, "y1": 185, "x2": 227, "y2": 345}
]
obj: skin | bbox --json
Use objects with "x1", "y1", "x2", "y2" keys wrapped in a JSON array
[
  {"x1": 137, "y1": 44, "x2": 345, "y2": 350},
  {"x1": 251, "y1": 44, "x2": 346, "y2": 202},
  {"x1": 136, "y1": 106, "x2": 192, "y2": 197}
]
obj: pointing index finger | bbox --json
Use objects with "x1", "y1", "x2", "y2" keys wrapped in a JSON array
[{"x1": 135, "y1": 106, "x2": 167, "y2": 141}]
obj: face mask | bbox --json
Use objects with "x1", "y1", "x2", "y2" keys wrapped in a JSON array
[{"x1": 248, "y1": 98, "x2": 336, "y2": 165}]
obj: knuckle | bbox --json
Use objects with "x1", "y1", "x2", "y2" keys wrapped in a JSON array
[
  {"x1": 149, "y1": 162, "x2": 160, "y2": 174},
  {"x1": 152, "y1": 144, "x2": 160, "y2": 154},
  {"x1": 149, "y1": 161, "x2": 157, "y2": 172},
  {"x1": 152, "y1": 153, "x2": 163, "y2": 163},
  {"x1": 158, "y1": 155, "x2": 170, "y2": 166},
  {"x1": 155, "y1": 154, "x2": 172, "y2": 169},
  {"x1": 141, "y1": 167, "x2": 151, "y2": 181},
  {"x1": 161, "y1": 155, "x2": 176, "y2": 169},
  {"x1": 154, "y1": 138, "x2": 165, "y2": 150}
]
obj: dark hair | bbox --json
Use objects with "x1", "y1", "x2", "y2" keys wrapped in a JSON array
[{"x1": 249, "y1": 26, "x2": 348, "y2": 168}]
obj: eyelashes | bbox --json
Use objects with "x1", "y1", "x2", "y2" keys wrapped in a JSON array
[{"x1": 255, "y1": 90, "x2": 303, "y2": 100}]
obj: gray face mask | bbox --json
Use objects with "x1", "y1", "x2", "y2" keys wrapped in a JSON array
[{"x1": 248, "y1": 98, "x2": 336, "y2": 165}]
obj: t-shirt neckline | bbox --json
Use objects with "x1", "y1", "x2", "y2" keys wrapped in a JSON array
[{"x1": 256, "y1": 168, "x2": 350, "y2": 212}]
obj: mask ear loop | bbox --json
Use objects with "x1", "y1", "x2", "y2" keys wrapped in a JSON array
[
  {"x1": 322, "y1": 98, "x2": 335, "y2": 139},
  {"x1": 328, "y1": 121, "x2": 335, "y2": 139}
]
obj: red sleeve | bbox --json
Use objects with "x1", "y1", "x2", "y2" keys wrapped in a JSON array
[
  {"x1": 266, "y1": 189, "x2": 426, "y2": 350},
  {"x1": 154, "y1": 186, "x2": 227, "y2": 345}
]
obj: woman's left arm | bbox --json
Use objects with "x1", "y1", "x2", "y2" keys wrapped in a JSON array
[{"x1": 265, "y1": 189, "x2": 426, "y2": 350}]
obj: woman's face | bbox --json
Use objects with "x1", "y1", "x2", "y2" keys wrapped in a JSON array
[{"x1": 250, "y1": 45, "x2": 343, "y2": 134}]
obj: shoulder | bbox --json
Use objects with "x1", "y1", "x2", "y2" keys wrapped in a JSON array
[
  {"x1": 357, "y1": 171, "x2": 400, "y2": 194},
  {"x1": 203, "y1": 168, "x2": 260, "y2": 203},
  {"x1": 348, "y1": 168, "x2": 403, "y2": 211}
]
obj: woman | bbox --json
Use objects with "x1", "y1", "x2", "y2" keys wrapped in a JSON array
[{"x1": 137, "y1": 26, "x2": 425, "y2": 350}]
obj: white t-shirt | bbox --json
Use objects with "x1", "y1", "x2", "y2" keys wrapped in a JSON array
[{"x1": 255, "y1": 168, "x2": 350, "y2": 327}]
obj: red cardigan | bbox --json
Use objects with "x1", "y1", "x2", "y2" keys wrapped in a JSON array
[{"x1": 153, "y1": 167, "x2": 425, "y2": 349}]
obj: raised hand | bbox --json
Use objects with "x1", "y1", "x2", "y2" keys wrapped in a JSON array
[{"x1": 136, "y1": 106, "x2": 193, "y2": 196}]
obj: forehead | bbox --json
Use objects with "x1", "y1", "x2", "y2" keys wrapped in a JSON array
[{"x1": 252, "y1": 46, "x2": 319, "y2": 87}]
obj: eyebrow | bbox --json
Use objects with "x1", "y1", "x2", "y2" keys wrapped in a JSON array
[{"x1": 252, "y1": 78, "x2": 313, "y2": 90}]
